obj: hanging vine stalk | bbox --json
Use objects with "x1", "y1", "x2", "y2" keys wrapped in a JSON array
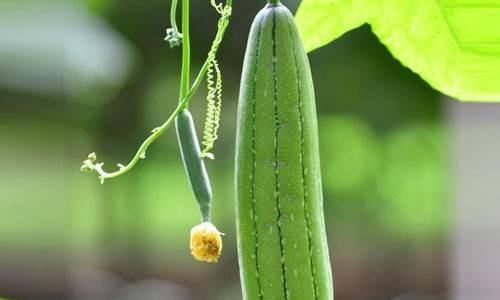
[{"x1": 80, "y1": 0, "x2": 232, "y2": 184}]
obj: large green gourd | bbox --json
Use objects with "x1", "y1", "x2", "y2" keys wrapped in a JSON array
[{"x1": 235, "y1": 1, "x2": 333, "y2": 299}]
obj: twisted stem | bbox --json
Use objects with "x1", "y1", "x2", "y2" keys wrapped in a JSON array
[{"x1": 81, "y1": 0, "x2": 232, "y2": 183}]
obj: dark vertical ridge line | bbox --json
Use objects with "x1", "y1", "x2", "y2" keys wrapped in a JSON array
[
  {"x1": 286, "y1": 15, "x2": 319, "y2": 299},
  {"x1": 251, "y1": 13, "x2": 265, "y2": 300},
  {"x1": 271, "y1": 8, "x2": 289, "y2": 300}
]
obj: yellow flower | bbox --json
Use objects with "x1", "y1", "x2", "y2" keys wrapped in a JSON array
[{"x1": 190, "y1": 222, "x2": 223, "y2": 263}]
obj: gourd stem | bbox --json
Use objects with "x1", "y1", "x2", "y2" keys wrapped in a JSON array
[
  {"x1": 179, "y1": 0, "x2": 191, "y2": 104},
  {"x1": 81, "y1": 0, "x2": 232, "y2": 183},
  {"x1": 268, "y1": 0, "x2": 280, "y2": 5}
]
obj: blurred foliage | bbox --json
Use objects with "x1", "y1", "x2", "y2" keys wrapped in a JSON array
[
  {"x1": 377, "y1": 123, "x2": 448, "y2": 239},
  {"x1": 320, "y1": 115, "x2": 382, "y2": 197},
  {"x1": 319, "y1": 116, "x2": 448, "y2": 240},
  {"x1": 0, "y1": 0, "x2": 449, "y2": 299}
]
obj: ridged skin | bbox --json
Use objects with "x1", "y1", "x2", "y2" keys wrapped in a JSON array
[{"x1": 235, "y1": 3, "x2": 333, "y2": 300}]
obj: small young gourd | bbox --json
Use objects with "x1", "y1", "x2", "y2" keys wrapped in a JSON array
[
  {"x1": 235, "y1": 1, "x2": 333, "y2": 299},
  {"x1": 176, "y1": 110, "x2": 212, "y2": 222},
  {"x1": 176, "y1": 109, "x2": 223, "y2": 263}
]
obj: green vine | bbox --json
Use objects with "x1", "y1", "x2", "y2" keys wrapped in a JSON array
[
  {"x1": 201, "y1": 58, "x2": 222, "y2": 159},
  {"x1": 165, "y1": 0, "x2": 182, "y2": 48},
  {"x1": 81, "y1": 0, "x2": 232, "y2": 184},
  {"x1": 200, "y1": 0, "x2": 232, "y2": 158}
]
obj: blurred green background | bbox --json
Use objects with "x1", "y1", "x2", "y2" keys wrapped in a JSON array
[{"x1": 0, "y1": 0, "x2": 449, "y2": 299}]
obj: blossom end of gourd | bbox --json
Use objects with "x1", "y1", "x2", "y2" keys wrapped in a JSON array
[{"x1": 190, "y1": 222, "x2": 223, "y2": 263}]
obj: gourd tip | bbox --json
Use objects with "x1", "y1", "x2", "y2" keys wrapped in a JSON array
[{"x1": 190, "y1": 222, "x2": 223, "y2": 263}]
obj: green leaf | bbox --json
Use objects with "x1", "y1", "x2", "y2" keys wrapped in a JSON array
[{"x1": 295, "y1": 0, "x2": 500, "y2": 102}]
